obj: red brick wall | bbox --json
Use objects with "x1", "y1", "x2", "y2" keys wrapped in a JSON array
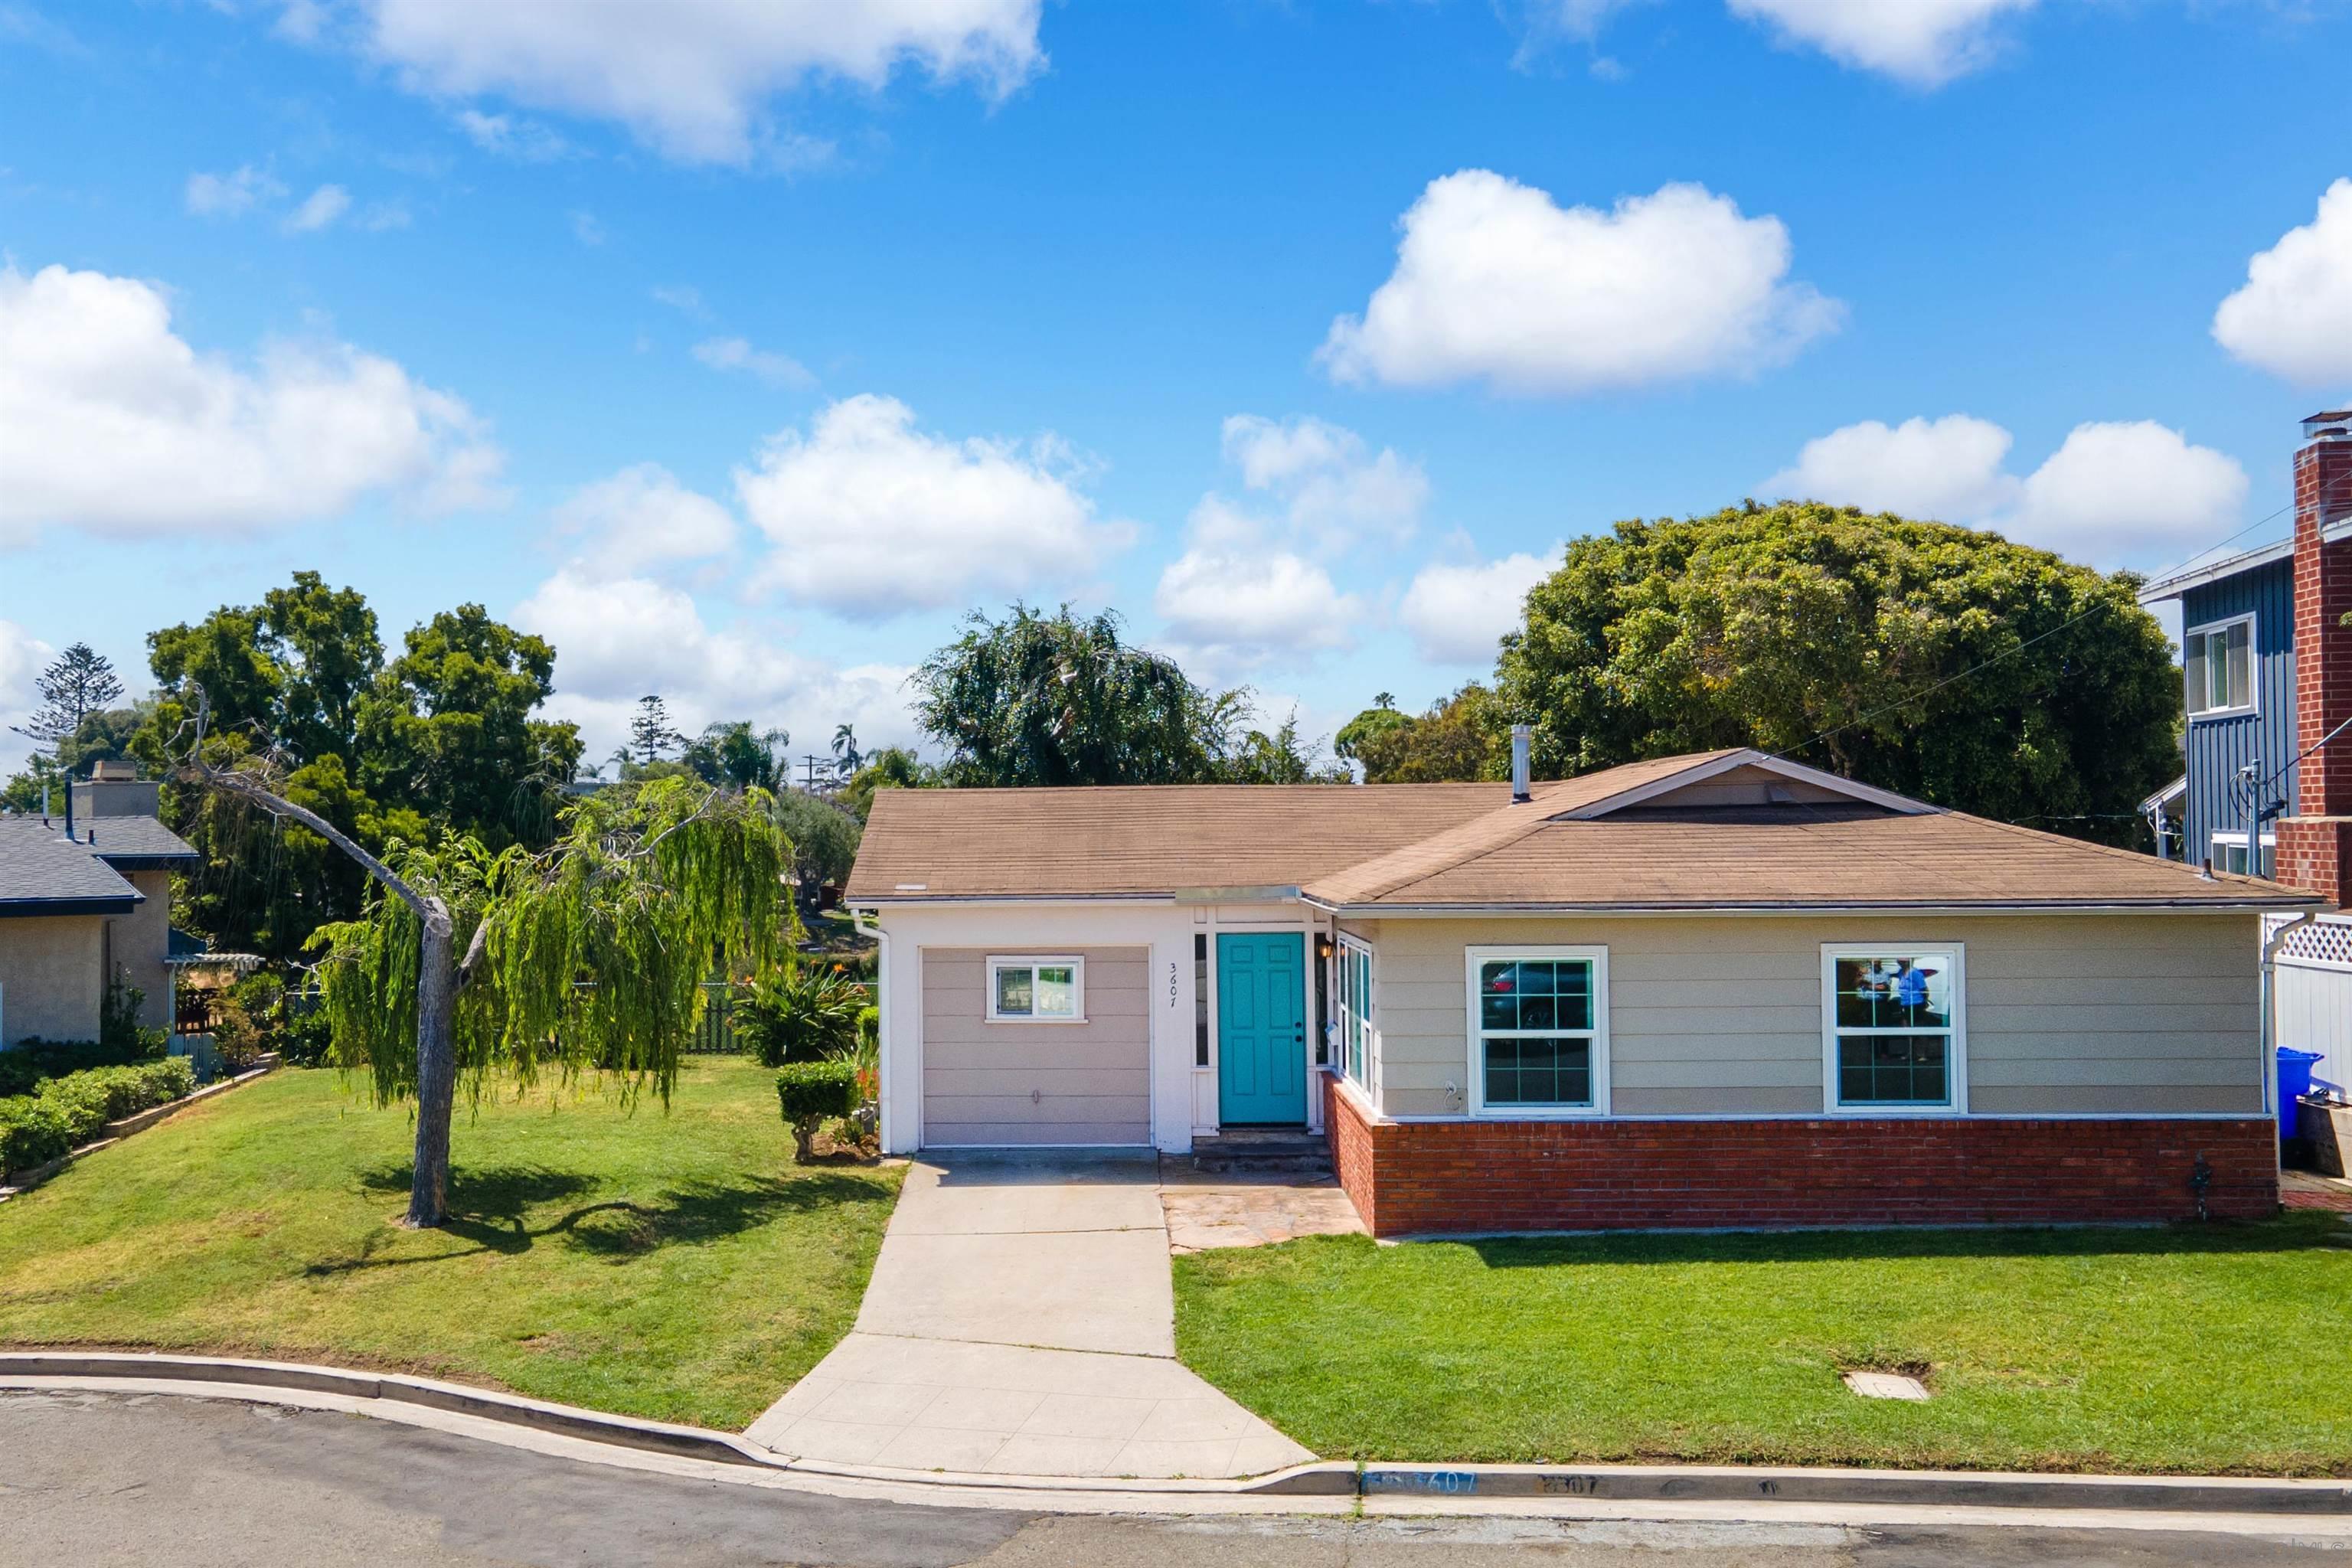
[
  {"x1": 1322, "y1": 1074, "x2": 2276, "y2": 1237},
  {"x1": 2283, "y1": 436, "x2": 2352, "y2": 904}
]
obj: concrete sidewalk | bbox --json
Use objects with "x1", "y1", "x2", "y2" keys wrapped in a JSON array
[{"x1": 745, "y1": 1152, "x2": 1313, "y2": 1480}]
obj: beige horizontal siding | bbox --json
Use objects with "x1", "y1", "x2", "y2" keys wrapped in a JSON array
[
  {"x1": 1357, "y1": 913, "x2": 2261, "y2": 1119},
  {"x1": 923, "y1": 946, "x2": 1151, "y2": 1145}
]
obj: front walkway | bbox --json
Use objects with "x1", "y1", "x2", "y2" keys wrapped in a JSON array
[{"x1": 745, "y1": 1152, "x2": 1313, "y2": 1479}]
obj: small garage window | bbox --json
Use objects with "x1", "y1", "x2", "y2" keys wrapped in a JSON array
[{"x1": 987, "y1": 956, "x2": 1086, "y2": 1023}]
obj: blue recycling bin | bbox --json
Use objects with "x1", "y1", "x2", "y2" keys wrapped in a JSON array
[{"x1": 2278, "y1": 1047, "x2": 2323, "y2": 1143}]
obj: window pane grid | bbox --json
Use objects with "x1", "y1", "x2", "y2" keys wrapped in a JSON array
[
  {"x1": 1475, "y1": 956, "x2": 1599, "y2": 1109},
  {"x1": 1828, "y1": 952, "x2": 1957, "y2": 1109}
]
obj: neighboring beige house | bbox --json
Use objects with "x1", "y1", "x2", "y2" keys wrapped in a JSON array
[
  {"x1": 847, "y1": 745, "x2": 2322, "y2": 1236},
  {"x1": 0, "y1": 763, "x2": 198, "y2": 1047}
]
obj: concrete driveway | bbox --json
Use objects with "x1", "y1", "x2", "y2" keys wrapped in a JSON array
[{"x1": 746, "y1": 1152, "x2": 1312, "y2": 1480}]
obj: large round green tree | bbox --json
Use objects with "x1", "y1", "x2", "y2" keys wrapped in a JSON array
[{"x1": 1493, "y1": 503, "x2": 2183, "y2": 844}]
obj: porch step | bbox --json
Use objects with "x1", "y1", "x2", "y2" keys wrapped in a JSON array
[{"x1": 1187, "y1": 1131, "x2": 1331, "y2": 1175}]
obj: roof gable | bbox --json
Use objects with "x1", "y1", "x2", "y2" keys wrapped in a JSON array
[{"x1": 1553, "y1": 751, "x2": 1936, "y2": 821}]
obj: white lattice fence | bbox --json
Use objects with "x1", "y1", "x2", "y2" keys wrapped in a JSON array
[{"x1": 2271, "y1": 913, "x2": 2352, "y2": 1093}]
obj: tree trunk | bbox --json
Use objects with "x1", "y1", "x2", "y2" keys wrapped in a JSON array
[{"x1": 406, "y1": 901, "x2": 458, "y2": 1229}]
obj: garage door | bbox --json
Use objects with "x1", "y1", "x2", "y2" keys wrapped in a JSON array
[{"x1": 922, "y1": 946, "x2": 1150, "y2": 1146}]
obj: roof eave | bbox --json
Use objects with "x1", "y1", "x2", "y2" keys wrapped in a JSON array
[
  {"x1": 1303, "y1": 897, "x2": 2321, "y2": 918},
  {"x1": 0, "y1": 895, "x2": 142, "y2": 918}
]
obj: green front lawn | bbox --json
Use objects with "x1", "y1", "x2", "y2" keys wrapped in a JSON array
[
  {"x1": 1174, "y1": 1220, "x2": 2352, "y2": 1475},
  {"x1": 0, "y1": 1056, "x2": 899, "y2": 1431}
]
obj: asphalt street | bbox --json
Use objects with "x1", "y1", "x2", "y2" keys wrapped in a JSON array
[{"x1": 2, "y1": 1390, "x2": 2345, "y2": 1568}]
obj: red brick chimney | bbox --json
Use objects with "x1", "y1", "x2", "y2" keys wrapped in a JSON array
[{"x1": 2277, "y1": 410, "x2": 2352, "y2": 904}]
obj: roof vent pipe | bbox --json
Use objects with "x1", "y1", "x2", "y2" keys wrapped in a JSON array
[{"x1": 1511, "y1": 724, "x2": 1532, "y2": 804}]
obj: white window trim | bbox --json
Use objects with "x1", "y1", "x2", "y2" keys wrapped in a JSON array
[
  {"x1": 1819, "y1": 944, "x2": 1968, "y2": 1116},
  {"x1": 1334, "y1": 932, "x2": 1374, "y2": 1092},
  {"x1": 985, "y1": 954, "x2": 1087, "y2": 1024},
  {"x1": 2184, "y1": 612, "x2": 2257, "y2": 721},
  {"x1": 1465, "y1": 945, "x2": 1611, "y2": 1119},
  {"x1": 2210, "y1": 831, "x2": 2277, "y2": 878}
]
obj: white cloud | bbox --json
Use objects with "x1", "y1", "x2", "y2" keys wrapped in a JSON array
[
  {"x1": 1321, "y1": 170, "x2": 1841, "y2": 396},
  {"x1": 569, "y1": 210, "x2": 605, "y2": 247},
  {"x1": 1760, "y1": 413, "x2": 2248, "y2": 566},
  {"x1": 0, "y1": 619, "x2": 56, "y2": 773},
  {"x1": 736, "y1": 394, "x2": 1126, "y2": 619},
  {"x1": 694, "y1": 335, "x2": 815, "y2": 389},
  {"x1": 1399, "y1": 547, "x2": 1560, "y2": 665},
  {"x1": 0, "y1": 263, "x2": 503, "y2": 544},
  {"x1": 2011, "y1": 422, "x2": 2249, "y2": 564},
  {"x1": 452, "y1": 107, "x2": 573, "y2": 162},
  {"x1": 185, "y1": 164, "x2": 286, "y2": 217},
  {"x1": 1217, "y1": 413, "x2": 1428, "y2": 550},
  {"x1": 325, "y1": 0, "x2": 1047, "y2": 165},
  {"x1": 1760, "y1": 414, "x2": 2020, "y2": 521},
  {"x1": 551, "y1": 464, "x2": 737, "y2": 580},
  {"x1": 513, "y1": 568, "x2": 916, "y2": 765},
  {"x1": 2213, "y1": 178, "x2": 2352, "y2": 387},
  {"x1": 1726, "y1": 0, "x2": 2036, "y2": 86},
  {"x1": 1153, "y1": 531, "x2": 1361, "y2": 680},
  {"x1": 652, "y1": 284, "x2": 708, "y2": 318},
  {"x1": 283, "y1": 183, "x2": 351, "y2": 233}
]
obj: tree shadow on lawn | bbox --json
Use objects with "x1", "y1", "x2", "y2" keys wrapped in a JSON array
[
  {"x1": 1458, "y1": 1213, "x2": 2351, "y2": 1272},
  {"x1": 300, "y1": 1164, "x2": 890, "y2": 1275}
]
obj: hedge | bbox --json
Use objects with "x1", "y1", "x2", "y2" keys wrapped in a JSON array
[
  {"x1": 0, "y1": 1037, "x2": 159, "y2": 1099},
  {"x1": 0, "y1": 1057, "x2": 197, "y2": 1176}
]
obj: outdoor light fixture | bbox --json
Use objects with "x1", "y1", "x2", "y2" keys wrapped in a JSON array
[{"x1": 1315, "y1": 934, "x2": 1334, "y2": 960}]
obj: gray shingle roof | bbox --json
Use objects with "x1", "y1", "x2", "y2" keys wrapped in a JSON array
[
  {"x1": 0, "y1": 818, "x2": 142, "y2": 913},
  {"x1": 77, "y1": 814, "x2": 201, "y2": 869}
]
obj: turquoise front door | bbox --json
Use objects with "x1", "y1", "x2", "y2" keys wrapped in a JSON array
[{"x1": 1217, "y1": 932, "x2": 1308, "y2": 1125}]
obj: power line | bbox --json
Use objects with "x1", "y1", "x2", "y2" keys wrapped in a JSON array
[{"x1": 1766, "y1": 499, "x2": 2299, "y2": 766}]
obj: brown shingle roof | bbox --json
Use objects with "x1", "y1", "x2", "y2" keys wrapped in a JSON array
[
  {"x1": 844, "y1": 782, "x2": 1513, "y2": 901},
  {"x1": 845, "y1": 750, "x2": 2323, "y2": 911}
]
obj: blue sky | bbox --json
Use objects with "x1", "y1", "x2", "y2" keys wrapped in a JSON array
[{"x1": 5, "y1": 0, "x2": 2351, "y2": 776}]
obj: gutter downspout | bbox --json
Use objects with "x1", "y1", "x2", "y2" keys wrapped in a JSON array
[
  {"x1": 2262, "y1": 913, "x2": 2318, "y2": 1168},
  {"x1": 851, "y1": 907, "x2": 891, "y2": 1152}
]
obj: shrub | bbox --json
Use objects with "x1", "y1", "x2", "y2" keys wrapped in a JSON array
[
  {"x1": 0, "y1": 1036, "x2": 153, "y2": 1098},
  {"x1": 278, "y1": 991, "x2": 333, "y2": 1067},
  {"x1": 0, "y1": 1098, "x2": 72, "y2": 1176},
  {"x1": 0, "y1": 1059, "x2": 198, "y2": 1175},
  {"x1": 100, "y1": 973, "x2": 169, "y2": 1060},
  {"x1": 776, "y1": 1060, "x2": 856, "y2": 1161},
  {"x1": 736, "y1": 966, "x2": 866, "y2": 1068}
]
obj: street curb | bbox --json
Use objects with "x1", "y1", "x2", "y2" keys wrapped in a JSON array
[{"x1": 7, "y1": 1354, "x2": 2351, "y2": 1515}]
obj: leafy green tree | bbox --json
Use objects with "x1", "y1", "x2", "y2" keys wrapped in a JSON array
[
  {"x1": 10, "y1": 642, "x2": 126, "y2": 753},
  {"x1": 1223, "y1": 713, "x2": 1349, "y2": 784},
  {"x1": 629, "y1": 695, "x2": 688, "y2": 766},
  {"x1": 913, "y1": 604, "x2": 1242, "y2": 786},
  {"x1": 1351, "y1": 684, "x2": 1508, "y2": 782},
  {"x1": 281, "y1": 772, "x2": 791, "y2": 1227},
  {"x1": 839, "y1": 746, "x2": 936, "y2": 821},
  {"x1": 684, "y1": 720, "x2": 789, "y2": 791},
  {"x1": 772, "y1": 787, "x2": 863, "y2": 894},
  {"x1": 260, "y1": 573, "x2": 383, "y2": 766},
  {"x1": 1493, "y1": 502, "x2": 2181, "y2": 842},
  {"x1": 355, "y1": 604, "x2": 583, "y2": 849},
  {"x1": 1334, "y1": 701, "x2": 1412, "y2": 766}
]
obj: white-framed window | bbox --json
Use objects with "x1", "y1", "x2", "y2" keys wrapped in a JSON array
[
  {"x1": 1821, "y1": 946, "x2": 1965, "y2": 1113},
  {"x1": 1333, "y1": 933, "x2": 1374, "y2": 1089},
  {"x1": 2212, "y1": 831, "x2": 2277, "y2": 880},
  {"x1": 985, "y1": 956, "x2": 1085, "y2": 1023},
  {"x1": 2184, "y1": 614, "x2": 2255, "y2": 718},
  {"x1": 1466, "y1": 946, "x2": 1609, "y2": 1116}
]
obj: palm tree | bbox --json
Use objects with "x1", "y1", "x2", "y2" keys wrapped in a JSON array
[{"x1": 831, "y1": 723, "x2": 862, "y2": 781}]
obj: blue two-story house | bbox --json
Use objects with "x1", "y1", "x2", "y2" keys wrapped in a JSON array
[
  {"x1": 2139, "y1": 409, "x2": 2352, "y2": 899},
  {"x1": 2138, "y1": 538, "x2": 2296, "y2": 877}
]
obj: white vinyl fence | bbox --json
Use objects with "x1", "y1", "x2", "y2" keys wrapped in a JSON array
[{"x1": 2272, "y1": 914, "x2": 2352, "y2": 1096}]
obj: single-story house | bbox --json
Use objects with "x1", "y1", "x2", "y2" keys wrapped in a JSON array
[
  {"x1": 845, "y1": 743, "x2": 2322, "y2": 1235},
  {"x1": 0, "y1": 765, "x2": 200, "y2": 1047}
]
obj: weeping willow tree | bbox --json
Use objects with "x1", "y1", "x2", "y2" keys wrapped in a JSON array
[
  {"x1": 308, "y1": 777, "x2": 792, "y2": 1227},
  {"x1": 172, "y1": 684, "x2": 792, "y2": 1229}
]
